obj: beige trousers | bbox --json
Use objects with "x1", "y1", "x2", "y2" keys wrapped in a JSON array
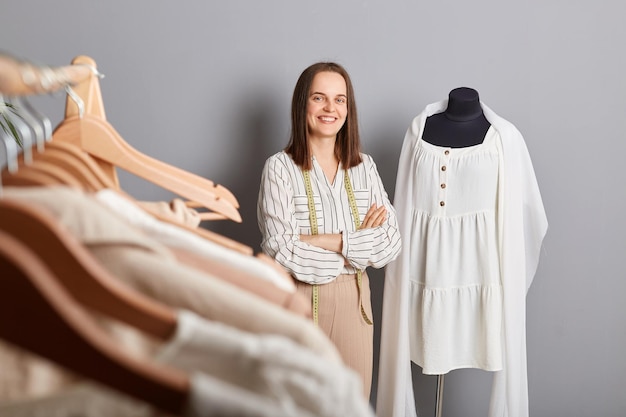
[{"x1": 295, "y1": 273, "x2": 374, "y2": 399}]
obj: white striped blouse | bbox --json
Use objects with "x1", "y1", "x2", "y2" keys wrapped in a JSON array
[{"x1": 257, "y1": 151, "x2": 401, "y2": 285}]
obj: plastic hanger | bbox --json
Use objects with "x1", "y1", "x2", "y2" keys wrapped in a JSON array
[
  {"x1": 0, "y1": 229, "x2": 190, "y2": 414},
  {"x1": 1, "y1": 126, "x2": 61, "y2": 190},
  {"x1": 0, "y1": 98, "x2": 19, "y2": 195},
  {"x1": 52, "y1": 55, "x2": 242, "y2": 223},
  {"x1": 0, "y1": 101, "x2": 87, "y2": 189}
]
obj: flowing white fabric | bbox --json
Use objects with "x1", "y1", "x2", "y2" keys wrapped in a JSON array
[{"x1": 376, "y1": 100, "x2": 547, "y2": 417}]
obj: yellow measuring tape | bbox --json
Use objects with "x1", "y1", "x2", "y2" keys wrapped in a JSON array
[
  {"x1": 302, "y1": 169, "x2": 372, "y2": 326},
  {"x1": 302, "y1": 169, "x2": 320, "y2": 324}
]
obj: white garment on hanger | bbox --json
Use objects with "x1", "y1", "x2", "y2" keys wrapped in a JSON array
[
  {"x1": 95, "y1": 189, "x2": 295, "y2": 293},
  {"x1": 162, "y1": 310, "x2": 374, "y2": 417},
  {"x1": 0, "y1": 310, "x2": 373, "y2": 417}
]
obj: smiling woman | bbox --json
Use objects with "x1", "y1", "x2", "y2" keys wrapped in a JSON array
[
  {"x1": 257, "y1": 62, "x2": 402, "y2": 400},
  {"x1": 306, "y1": 71, "x2": 348, "y2": 150}
]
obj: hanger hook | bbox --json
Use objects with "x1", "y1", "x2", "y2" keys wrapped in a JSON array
[
  {"x1": 4, "y1": 96, "x2": 34, "y2": 165},
  {"x1": 18, "y1": 96, "x2": 51, "y2": 149},
  {"x1": 76, "y1": 63, "x2": 105, "y2": 80},
  {"x1": 64, "y1": 84, "x2": 85, "y2": 119},
  {"x1": 62, "y1": 64, "x2": 105, "y2": 119},
  {"x1": 12, "y1": 96, "x2": 45, "y2": 157}
]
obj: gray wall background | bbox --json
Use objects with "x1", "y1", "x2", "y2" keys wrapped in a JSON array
[{"x1": 2, "y1": 1, "x2": 625, "y2": 416}]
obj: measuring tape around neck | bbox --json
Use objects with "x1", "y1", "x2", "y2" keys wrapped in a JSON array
[{"x1": 302, "y1": 168, "x2": 372, "y2": 326}]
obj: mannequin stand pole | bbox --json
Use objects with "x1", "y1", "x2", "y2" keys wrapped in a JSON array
[{"x1": 435, "y1": 374, "x2": 445, "y2": 417}]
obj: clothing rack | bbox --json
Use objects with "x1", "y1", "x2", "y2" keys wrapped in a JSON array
[
  {"x1": 0, "y1": 52, "x2": 376, "y2": 417},
  {"x1": 0, "y1": 53, "x2": 92, "y2": 96}
]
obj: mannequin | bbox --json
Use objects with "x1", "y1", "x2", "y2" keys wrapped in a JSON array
[
  {"x1": 421, "y1": 86, "x2": 491, "y2": 417},
  {"x1": 376, "y1": 90, "x2": 547, "y2": 417},
  {"x1": 422, "y1": 87, "x2": 490, "y2": 148}
]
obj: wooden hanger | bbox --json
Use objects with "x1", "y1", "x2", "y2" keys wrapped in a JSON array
[
  {"x1": 0, "y1": 197, "x2": 178, "y2": 340},
  {"x1": 52, "y1": 55, "x2": 242, "y2": 222},
  {"x1": 15, "y1": 145, "x2": 253, "y2": 253},
  {"x1": 2, "y1": 156, "x2": 85, "y2": 188},
  {"x1": 13, "y1": 94, "x2": 114, "y2": 191},
  {"x1": 0, "y1": 229, "x2": 190, "y2": 414},
  {"x1": 1, "y1": 142, "x2": 253, "y2": 254},
  {"x1": 0, "y1": 67, "x2": 107, "y2": 191},
  {"x1": 25, "y1": 147, "x2": 106, "y2": 191},
  {"x1": 40, "y1": 140, "x2": 118, "y2": 188},
  {"x1": 0, "y1": 108, "x2": 97, "y2": 190}
]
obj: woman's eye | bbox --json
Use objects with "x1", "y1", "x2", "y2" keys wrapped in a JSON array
[
  {"x1": 312, "y1": 96, "x2": 323, "y2": 102},
  {"x1": 336, "y1": 97, "x2": 346, "y2": 104}
]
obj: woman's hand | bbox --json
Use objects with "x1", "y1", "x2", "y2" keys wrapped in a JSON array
[{"x1": 360, "y1": 203, "x2": 387, "y2": 229}]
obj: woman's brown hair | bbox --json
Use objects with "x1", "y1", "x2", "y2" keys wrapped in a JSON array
[{"x1": 285, "y1": 62, "x2": 362, "y2": 170}]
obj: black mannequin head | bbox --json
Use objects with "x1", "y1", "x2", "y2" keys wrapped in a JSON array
[
  {"x1": 444, "y1": 87, "x2": 483, "y2": 121},
  {"x1": 421, "y1": 87, "x2": 491, "y2": 148}
]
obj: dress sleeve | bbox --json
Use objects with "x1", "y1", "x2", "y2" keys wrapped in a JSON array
[
  {"x1": 257, "y1": 155, "x2": 344, "y2": 285},
  {"x1": 341, "y1": 155, "x2": 402, "y2": 270}
]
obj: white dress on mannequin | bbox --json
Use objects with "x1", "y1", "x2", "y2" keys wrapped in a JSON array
[
  {"x1": 376, "y1": 100, "x2": 547, "y2": 417},
  {"x1": 407, "y1": 126, "x2": 503, "y2": 375}
]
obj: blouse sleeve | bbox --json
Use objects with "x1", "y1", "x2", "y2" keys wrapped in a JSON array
[
  {"x1": 257, "y1": 155, "x2": 345, "y2": 285},
  {"x1": 341, "y1": 155, "x2": 402, "y2": 270}
]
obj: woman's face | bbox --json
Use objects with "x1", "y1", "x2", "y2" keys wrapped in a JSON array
[{"x1": 306, "y1": 71, "x2": 347, "y2": 142}]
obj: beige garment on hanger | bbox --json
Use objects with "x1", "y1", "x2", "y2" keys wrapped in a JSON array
[
  {"x1": 137, "y1": 199, "x2": 202, "y2": 228},
  {"x1": 94, "y1": 189, "x2": 293, "y2": 294},
  {"x1": 1, "y1": 309, "x2": 372, "y2": 417},
  {"x1": 1, "y1": 186, "x2": 339, "y2": 362},
  {"x1": 169, "y1": 247, "x2": 311, "y2": 318}
]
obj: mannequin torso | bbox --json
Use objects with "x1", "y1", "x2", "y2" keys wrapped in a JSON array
[{"x1": 422, "y1": 87, "x2": 491, "y2": 148}]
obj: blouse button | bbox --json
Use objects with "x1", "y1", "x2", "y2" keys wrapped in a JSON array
[
  {"x1": 444, "y1": 150, "x2": 450, "y2": 155},
  {"x1": 441, "y1": 166, "x2": 447, "y2": 171},
  {"x1": 441, "y1": 183, "x2": 446, "y2": 189},
  {"x1": 439, "y1": 201, "x2": 445, "y2": 207}
]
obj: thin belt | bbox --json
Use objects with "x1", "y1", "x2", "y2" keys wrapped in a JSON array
[{"x1": 302, "y1": 168, "x2": 372, "y2": 326}]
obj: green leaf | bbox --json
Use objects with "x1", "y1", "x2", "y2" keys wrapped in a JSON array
[{"x1": 0, "y1": 102, "x2": 24, "y2": 147}]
